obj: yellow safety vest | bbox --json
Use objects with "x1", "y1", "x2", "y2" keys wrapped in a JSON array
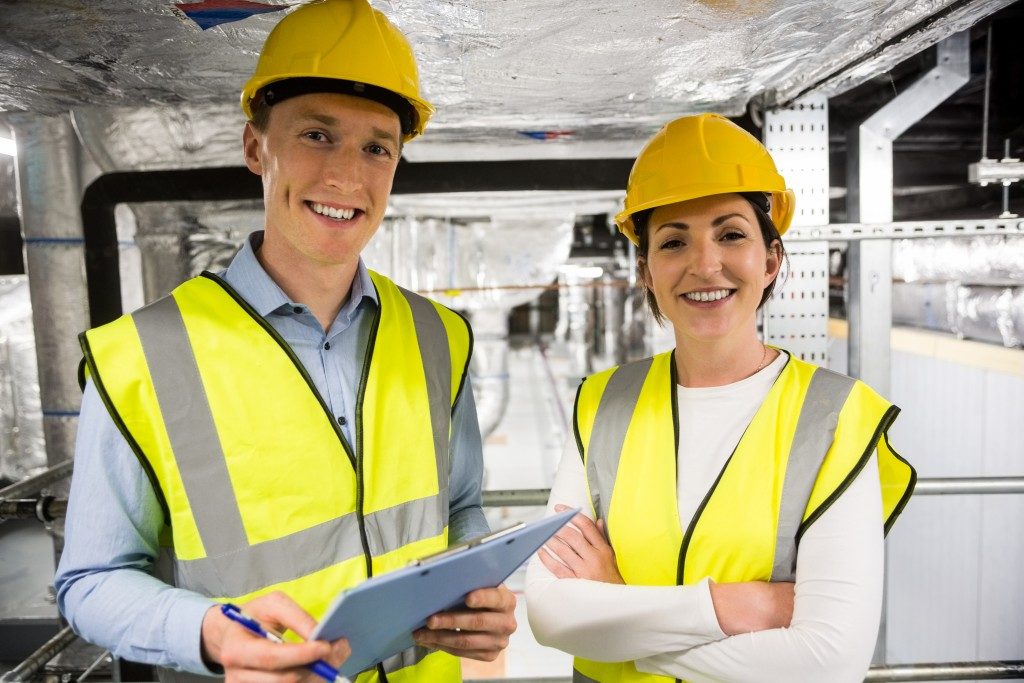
[
  {"x1": 79, "y1": 271, "x2": 471, "y2": 683},
  {"x1": 571, "y1": 351, "x2": 915, "y2": 683}
]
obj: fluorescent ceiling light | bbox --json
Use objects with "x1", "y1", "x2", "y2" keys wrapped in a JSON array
[{"x1": 0, "y1": 136, "x2": 15, "y2": 156}]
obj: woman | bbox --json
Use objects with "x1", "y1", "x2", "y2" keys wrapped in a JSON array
[{"x1": 524, "y1": 113, "x2": 915, "y2": 682}]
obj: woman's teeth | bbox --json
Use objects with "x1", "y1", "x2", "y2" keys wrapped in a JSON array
[
  {"x1": 684, "y1": 289, "x2": 732, "y2": 302},
  {"x1": 311, "y1": 203, "x2": 355, "y2": 220}
]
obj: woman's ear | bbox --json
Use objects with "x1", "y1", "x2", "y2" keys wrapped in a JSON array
[
  {"x1": 765, "y1": 239, "x2": 782, "y2": 284},
  {"x1": 638, "y1": 255, "x2": 653, "y2": 292}
]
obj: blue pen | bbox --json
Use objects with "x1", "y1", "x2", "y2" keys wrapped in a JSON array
[{"x1": 220, "y1": 603, "x2": 350, "y2": 683}]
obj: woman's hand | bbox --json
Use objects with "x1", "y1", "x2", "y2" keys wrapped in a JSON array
[
  {"x1": 708, "y1": 580, "x2": 795, "y2": 635},
  {"x1": 537, "y1": 504, "x2": 625, "y2": 584}
]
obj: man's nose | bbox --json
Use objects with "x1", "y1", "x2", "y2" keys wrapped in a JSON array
[{"x1": 322, "y1": 147, "x2": 363, "y2": 192}]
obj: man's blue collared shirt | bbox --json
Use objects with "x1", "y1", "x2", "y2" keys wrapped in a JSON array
[{"x1": 54, "y1": 232, "x2": 487, "y2": 673}]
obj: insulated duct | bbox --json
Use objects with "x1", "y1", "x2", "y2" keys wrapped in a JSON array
[
  {"x1": 0, "y1": 277, "x2": 46, "y2": 484},
  {"x1": 2, "y1": 1, "x2": 1013, "y2": 166},
  {"x1": 467, "y1": 308, "x2": 510, "y2": 440},
  {"x1": 892, "y1": 235, "x2": 1024, "y2": 347},
  {"x1": 8, "y1": 114, "x2": 90, "y2": 469}
]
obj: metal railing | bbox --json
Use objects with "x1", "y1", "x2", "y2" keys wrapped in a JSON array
[
  {"x1": 482, "y1": 476, "x2": 1024, "y2": 507},
  {"x1": 466, "y1": 660, "x2": 1024, "y2": 682}
]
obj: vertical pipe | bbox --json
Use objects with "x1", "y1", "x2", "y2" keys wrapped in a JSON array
[{"x1": 9, "y1": 114, "x2": 90, "y2": 471}]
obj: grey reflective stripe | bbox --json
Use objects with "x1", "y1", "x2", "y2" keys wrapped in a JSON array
[
  {"x1": 398, "y1": 287, "x2": 452, "y2": 503},
  {"x1": 133, "y1": 295, "x2": 247, "y2": 557},
  {"x1": 771, "y1": 368, "x2": 856, "y2": 582},
  {"x1": 175, "y1": 511, "x2": 365, "y2": 597},
  {"x1": 573, "y1": 669, "x2": 601, "y2": 683},
  {"x1": 363, "y1": 492, "x2": 447, "y2": 558},
  {"x1": 381, "y1": 644, "x2": 431, "y2": 674},
  {"x1": 585, "y1": 358, "x2": 653, "y2": 521}
]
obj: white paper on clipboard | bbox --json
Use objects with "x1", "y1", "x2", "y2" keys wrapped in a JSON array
[{"x1": 310, "y1": 506, "x2": 578, "y2": 677}]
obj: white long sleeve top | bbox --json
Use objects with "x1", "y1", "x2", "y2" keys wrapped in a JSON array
[{"x1": 525, "y1": 353, "x2": 885, "y2": 682}]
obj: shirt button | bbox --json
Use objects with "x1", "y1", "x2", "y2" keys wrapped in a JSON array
[
  {"x1": 323, "y1": 342, "x2": 331, "y2": 350},
  {"x1": 292, "y1": 306, "x2": 302, "y2": 314},
  {"x1": 337, "y1": 416, "x2": 347, "y2": 426}
]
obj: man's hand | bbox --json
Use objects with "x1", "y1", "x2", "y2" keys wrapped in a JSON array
[
  {"x1": 412, "y1": 585, "x2": 517, "y2": 661},
  {"x1": 201, "y1": 591, "x2": 350, "y2": 682},
  {"x1": 537, "y1": 504, "x2": 625, "y2": 584},
  {"x1": 708, "y1": 580, "x2": 795, "y2": 635}
]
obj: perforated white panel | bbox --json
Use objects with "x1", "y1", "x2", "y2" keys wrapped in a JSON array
[
  {"x1": 762, "y1": 96, "x2": 830, "y2": 362},
  {"x1": 762, "y1": 243, "x2": 830, "y2": 363}
]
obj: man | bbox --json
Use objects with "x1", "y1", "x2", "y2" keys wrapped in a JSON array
[{"x1": 54, "y1": 1, "x2": 516, "y2": 681}]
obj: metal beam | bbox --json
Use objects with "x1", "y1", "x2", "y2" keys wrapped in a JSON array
[{"x1": 846, "y1": 31, "x2": 970, "y2": 397}]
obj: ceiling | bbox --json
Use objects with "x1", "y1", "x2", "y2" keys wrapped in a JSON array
[{"x1": 0, "y1": 0, "x2": 1015, "y2": 170}]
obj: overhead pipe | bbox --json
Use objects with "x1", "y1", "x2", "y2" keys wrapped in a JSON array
[{"x1": 77, "y1": 159, "x2": 630, "y2": 327}]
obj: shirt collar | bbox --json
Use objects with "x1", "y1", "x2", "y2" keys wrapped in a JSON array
[{"x1": 221, "y1": 231, "x2": 378, "y2": 319}]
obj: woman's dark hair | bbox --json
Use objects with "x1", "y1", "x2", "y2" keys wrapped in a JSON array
[{"x1": 634, "y1": 195, "x2": 786, "y2": 325}]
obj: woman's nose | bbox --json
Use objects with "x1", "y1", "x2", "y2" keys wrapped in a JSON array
[{"x1": 689, "y1": 240, "x2": 722, "y2": 277}]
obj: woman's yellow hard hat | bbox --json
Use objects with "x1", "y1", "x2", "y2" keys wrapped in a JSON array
[
  {"x1": 615, "y1": 113, "x2": 796, "y2": 245},
  {"x1": 240, "y1": 0, "x2": 435, "y2": 141}
]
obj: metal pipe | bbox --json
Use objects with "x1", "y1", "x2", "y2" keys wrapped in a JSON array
[
  {"x1": 482, "y1": 489, "x2": 552, "y2": 507},
  {"x1": 468, "y1": 663, "x2": 1024, "y2": 683},
  {"x1": 864, "y1": 660, "x2": 1024, "y2": 681},
  {"x1": 481, "y1": 477, "x2": 1024, "y2": 508},
  {"x1": 0, "y1": 626, "x2": 78, "y2": 683},
  {"x1": 981, "y1": 25, "x2": 993, "y2": 160},
  {"x1": 913, "y1": 477, "x2": 1024, "y2": 496},
  {"x1": 75, "y1": 650, "x2": 111, "y2": 683},
  {"x1": 0, "y1": 497, "x2": 67, "y2": 522},
  {"x1": 0, "y1": 459, "x2": 72, "y2": 500}
]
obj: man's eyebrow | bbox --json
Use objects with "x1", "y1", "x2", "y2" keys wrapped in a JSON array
[
  {"x1": 293, "y1": 113, "x2": 399, "y2": 145},
  {"x1": 371, "y1": 126, "x2": 399, "y2": 146},
  {"x1": 295, "y1": 111, "x2": 339, "y2": 126}
]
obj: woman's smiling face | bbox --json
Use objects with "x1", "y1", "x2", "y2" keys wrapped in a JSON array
[{"x1": 640, "y1": 193, "x2": 781, "y2": 346}]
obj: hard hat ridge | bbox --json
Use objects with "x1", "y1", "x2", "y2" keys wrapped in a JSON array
[
  {"x1": 615, "y1": 113, "x2": 796, "y2": 245},
  {"x1": 240, "y1": 0, "x2": 435, "y2": 141}
]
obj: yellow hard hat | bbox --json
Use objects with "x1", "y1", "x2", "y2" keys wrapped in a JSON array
[
  {"x1": 240, "y1": 0, "x2": 435, "y2": 141},
  {"x1": 615, "y1": 113, "x2": 796, "y2": 245}
]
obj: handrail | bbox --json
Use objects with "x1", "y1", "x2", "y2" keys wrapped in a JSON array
[
  {"x1": 0, "y1": 460, "x2": 73, "y2": 500},
  {"x1": 482, "y1": 476, "x2": 1024, "y2": 507},
  {"x1": 466, "y1": 660, "x2": 1024, "y2": 682},
  {"x1": 0, "y1": 626, "x2": 78, "y2": 683}
]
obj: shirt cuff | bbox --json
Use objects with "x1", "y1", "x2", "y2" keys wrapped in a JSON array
[{"x1": 174, "y1": 593, "x2": 222, "y2": 676}]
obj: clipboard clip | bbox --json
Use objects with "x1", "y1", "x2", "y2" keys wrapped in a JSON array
[{"x1": 408, "y1": 521, "x2": 527, "y2": 567}]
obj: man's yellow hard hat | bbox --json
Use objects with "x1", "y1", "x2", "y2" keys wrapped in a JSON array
[
  {"x1": 240, "y1": 0, "x2": 435, "y2": 141},
  {"x1": 615, "y1": 113, "x2": 796, "y2": 245}
]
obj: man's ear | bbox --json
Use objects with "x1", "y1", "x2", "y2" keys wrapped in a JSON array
[{"x1": 242, "y1": 121, "x2": 262, "y2": 176}]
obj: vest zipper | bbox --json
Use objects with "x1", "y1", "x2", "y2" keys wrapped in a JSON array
[{"x1": 351, "y1": 285, "x2": 389, "y2": 683}]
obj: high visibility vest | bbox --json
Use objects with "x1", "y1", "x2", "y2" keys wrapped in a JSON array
[
  {"x1": 79, "y1": 271, "x2": 471, "y2": 683},
  {"x1": 570, "y1": 351, "x2": 915, "y2": 683}
]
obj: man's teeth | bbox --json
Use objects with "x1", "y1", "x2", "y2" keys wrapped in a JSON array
[
  {"x1": 684, "y1": 289, "x2": 732, "y2": 302},
  {"x1": 312, "y1": 203, "x2": 356, "y2": 220}
]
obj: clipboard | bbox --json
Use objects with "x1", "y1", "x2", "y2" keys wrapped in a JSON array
[{"x1": 310, "y1": 506, "x2": 578, "y2": 677}]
